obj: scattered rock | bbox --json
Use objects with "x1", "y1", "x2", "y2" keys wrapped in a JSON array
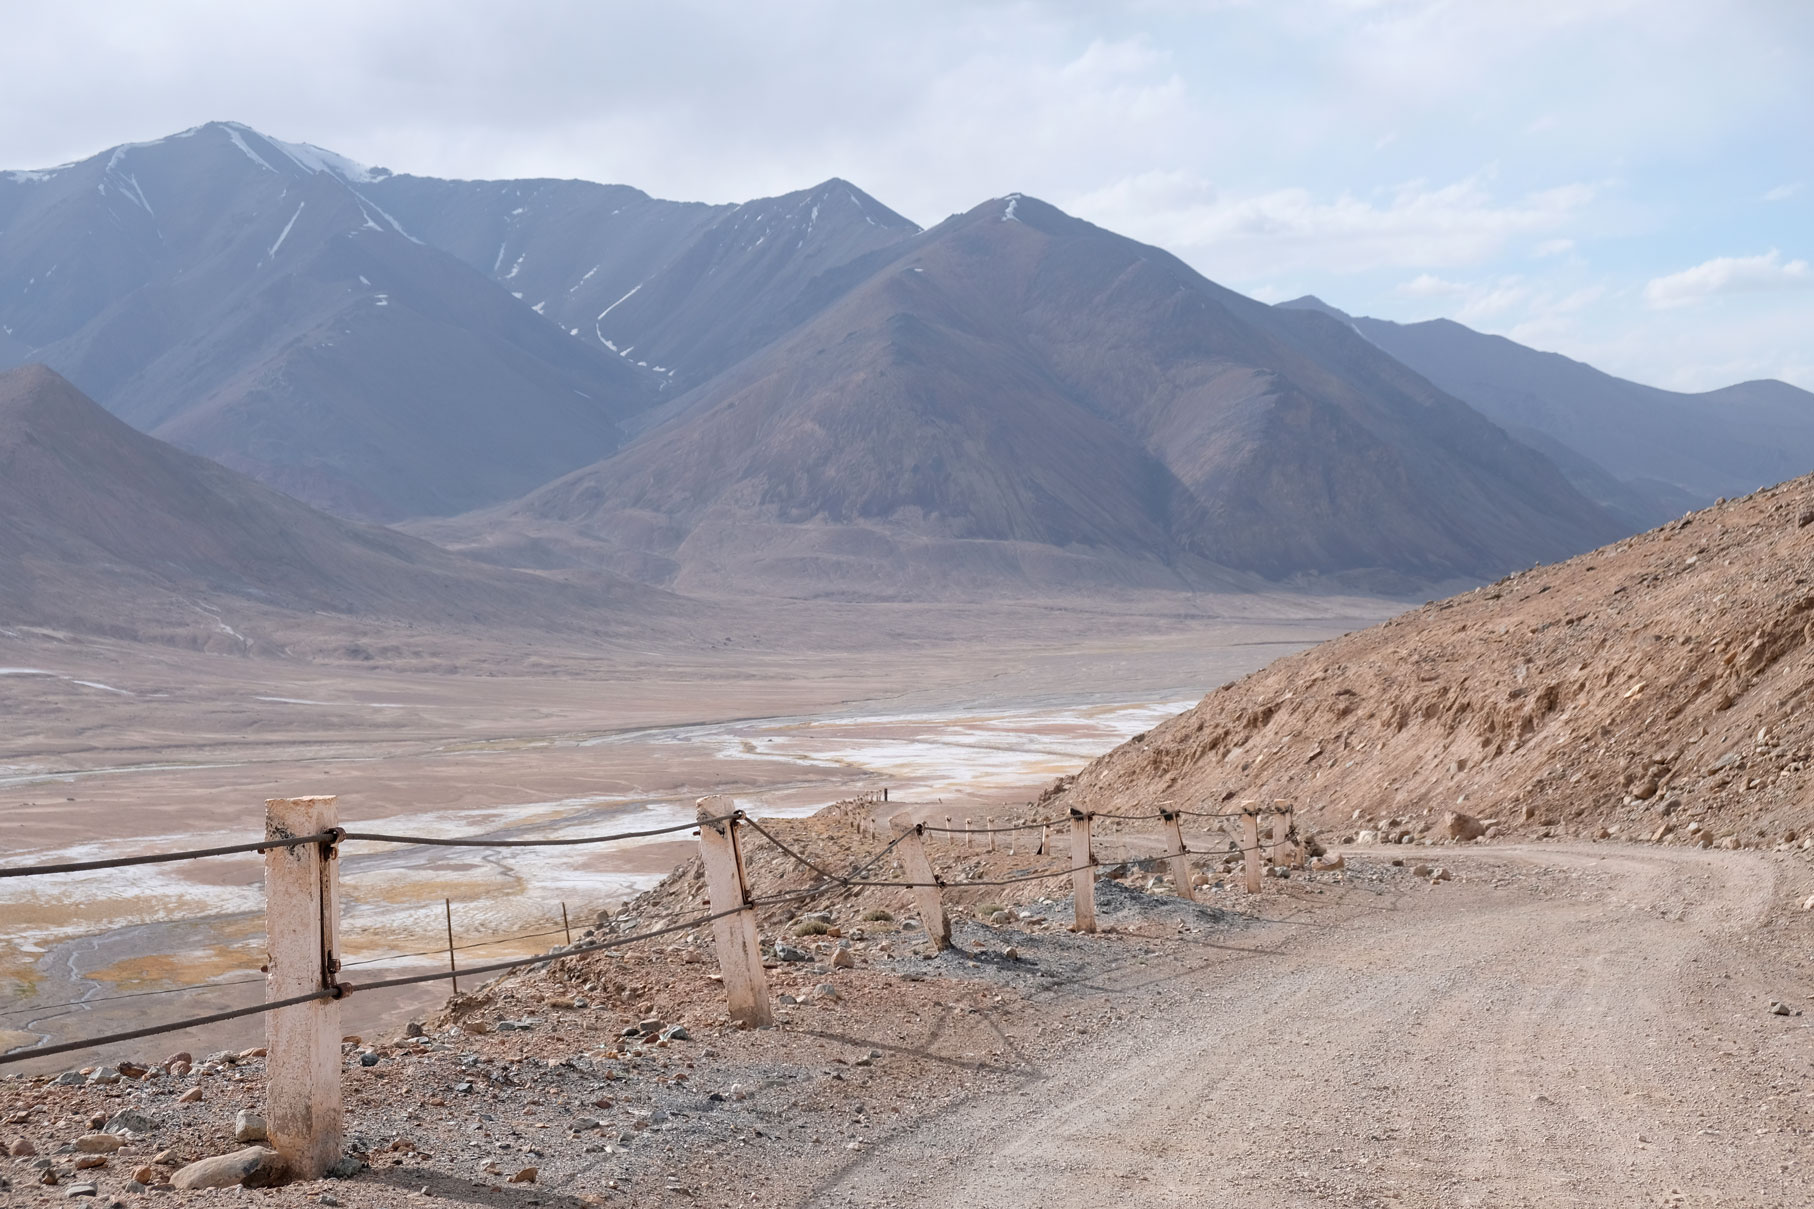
[
  {"x1": 1310, "y1": 854, "x2": 1345, "y2": 872},
  {"x1": 170, "y1": 1147, "x2": 285, "y2": 1190},
  {"x1": 1411, "y1": 864, "x2": 1433, "y2": 878},
  {"x1": 86, "y1": 1066, "x2": 121, "y2": 1085},
  {"x1": 509, "y1": 1166, "x2": 539, "y2": 1184},
  {"x1": 72, "y1": 1135, "x2": 123, "y2": 1154},
  {"x1": 178, "y1": 1088, "x2": 202, "y2": 1104},
  {"x1": 830, "y1": 949, "x2": 856, "y2": 970},
  {"x1": 62, "y1": 1183, "x2": 97, "y2": 1198},
  {"x1": 660, "y1": 1025, "x2": 690, "y2": 1042},
  {"x1": 232, "y1": 1109, "x2": 267, "y2": 1143},
  {"x1": 9, "y1": 1138, "x2": 37, "y2": 1157},
  {"x1": 130, "y1": 1166, "x2": 157, "y2": 1184},
  {"x1": 815, "y1": 983, "x2": 842, "y2": 1001},
  {"x1": 103, "y1": 1109, "x2": 156, "y2": 1137},
  {"x1": 774, "y1": 944, "x2": 811, "y2": 963},
  {"x1": 72, "y1": 1154, "x2": 107, "y2": 1170}
]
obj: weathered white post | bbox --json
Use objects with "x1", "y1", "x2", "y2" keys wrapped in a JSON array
[
  {"x1": 264, "y1": 795, "x2": 342, "y2": 1180},
  {"x1": 1271, "y1": 810, "x2": 1289, "y2": 866},
  {"x1": 1242, "y1": 807, "x2": 1262, "y2": 895},
  {"x1": 1069, "y1": 808, "x2": 1096, "y2": 932},
  {"x1": 696, "y1": 797, "x2": 773, "y2": 1028},
  {"x1": 892, "y1": 815, "x2": 950, "y2": 950},
  {"x1": 965, "y1": 817, "x2": 974, "y2": 849},
  {"x1": 1160, "y1": 809, "x2": 1194, "y2": 902}
]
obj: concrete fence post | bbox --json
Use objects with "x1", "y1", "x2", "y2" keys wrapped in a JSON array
[
  {"x1": 892, "y1": 815, "x2": 950, "y2": 950},
  {"x1": 1069, "y1": 808, "x2": 1096, "y2": 932},
  {"x1": 1160, "y1": 809, "x2": 1195, "y2": 902},
  {"x1": 1242, "y1": 807, "x2": 1262, "y2": 895},
  {"x1": 1271, "y1": 810, "x2": 1290, "y2": 867},
  {"x1": 696, "y1": 797, "x2": 773, "y2": 1029},
  {"x1": 264, "y1": 795, "x2": 343, "y2": 1180}
]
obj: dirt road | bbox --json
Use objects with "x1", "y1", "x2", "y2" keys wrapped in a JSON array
[{"x1": 816, "y1": 845, "x2": 1813, "y2": 1208}]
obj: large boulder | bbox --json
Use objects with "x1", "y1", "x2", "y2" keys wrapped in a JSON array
[
  {"x1": 1439, "y1": 811, "x2": 1486, "y2": 841},
  {"x1": 170, "y1": 1146, "x2": 286, "y2": 1190}
]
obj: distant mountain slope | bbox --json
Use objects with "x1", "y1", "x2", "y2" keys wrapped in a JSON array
[
  {"x1": 0, "y1": 123, "x2": 659, "y2": 520},
  {"x1": 1279, "y1": 297, "x2": 1814, "y2": 512},
  {"x1": 433, "y1": 196, "x2": 1621, "y2": 596},
  {"x1": 371, "y1": 175, "x2": 919, "y2": 390},
  {"x1": 0, "y1": 364, "x2": 658, "y2": 635}
]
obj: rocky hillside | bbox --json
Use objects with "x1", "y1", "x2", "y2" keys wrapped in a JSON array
[{"x1": 1045, "y1": 475, "x2": 1814, "y2": 851}]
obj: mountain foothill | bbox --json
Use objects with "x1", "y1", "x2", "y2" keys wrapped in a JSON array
[{"x1": 2, "y1": 121, "x2": 1810, "y2": 634}]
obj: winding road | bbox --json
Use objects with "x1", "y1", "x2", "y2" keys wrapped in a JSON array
[{"x1": 820, "y1": 845, "x2": 1812, "y2": 1207}]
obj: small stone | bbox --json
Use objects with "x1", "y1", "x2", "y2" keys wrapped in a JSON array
[
  {"x1": 178, "y1": 1087, "x2": 202, "y2": 1104},
  {"x1": 830, "y1": 949, "x2": 856, "y2": 970},
  {"x1": 232, "y1": 1109, "x2": 267, "y2": 1143},
  {"x1": 163, "y1": 1050, "x2": 193, "y2": 1068},
  {"x1": 62, "y1": 1183, "x2": 98, "y2": 1198},
  {"x1": 73, "y1": 1154, "x2": 107, "y2": 1170},
  {"x1": 1769, "y1": 1001, "x2": 1793, "y2": 1016},
  {"x1": 319, "y1": 1196, "x2": 344, "y2": 1207},
  {"x1": 778, "y1": 993, "x2": 799, "y2": 1006},
  {"x1": 72, "y1": 1135, "x2": 123, "y2": 1154},
  {"x1": 326, "y1": 1156, "x2": 363, "y2": 1178},
  {"x1": 659, "y1": 1025, "x2": 690, "y2": 1042},
  {"x1": 1411, "y1": 864, "x2": 1433, "y2": 878},
  {"x1": 509, "y1": 1166, "x2": 539, "y2": 1184},
  {"x1": 1003, "y1": 946, "x2": 1021, "y2": 961},
  {"x1": 103, "y1": 1109, "x2": 156, "y2": 1137},
  {"x1": 115, "y1": 1061, "x2": 149, "y2": 1080},
  {"x1": 152, "y1": 1149, "x2": 181, "y2": 1165},
  {"x1": 637, "y1": 1017, "x2": 664, "y2": 1034},
  {"x1": 774, "y1": 944, "x2": 811, "y2": 963},
  {"x1": 1431, "y1": 867, "x2": 1452, "y2": 882},
  {"x1": 1311, "y1": 854, "x2": 1345, "y2": 872},
  {"x1": 815, "y1": 983, "x2": 841, "y2": 1002},
  {"x1": 404, "y1": 1021, "x2": 424, "y2": 1037},
  {"x1": 572, "y1": 1117, "x2": 601, "y2": 1131},
  {"x1": 236, "y1": 1047, "x2": 266, "y2": 1061},
  {"x1": 359, "y1": 1052, "x2": 380, "y2": 1067},
  {"x1": 170, "y1": 1146, "x2": 285, "y2": 1190},
  {"x1": 167, "y1": 1061, "x2": 192, "y2": 1078},
  {"x1": 87, "y1": 1067, "x2": 121, "y2": 1085},
  {"x1": 131, "y1": 1166, "x2": 157, "y2": 1184},
  {"x1": 9, "y1": 1138, "x2": 37, "y2": 1157}
]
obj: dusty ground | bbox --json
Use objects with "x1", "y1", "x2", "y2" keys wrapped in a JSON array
[
  {"x1": 0, "y1": 601, "x2": 1382, "y2": 1064},
  {"x1": 4, "y1": 837, "x2": 1811, "y2": 1207}
]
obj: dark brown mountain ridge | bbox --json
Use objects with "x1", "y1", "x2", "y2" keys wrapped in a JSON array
[{"x1": 426, "y1": 195, "x2": 1623, "y2": 597}]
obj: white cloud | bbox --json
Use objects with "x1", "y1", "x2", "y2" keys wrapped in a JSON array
[
  {"x1": 1397, "y1": 273, "x2": 1467, "y2": 297},
  {"x1": 1763, "y1": 182, "x2": 1802, "y2": 202},
  {"x1": 1068, "y1": 171, "x2": 1597, "y2": 276},
  {"x1": 1533, "y1": 238, "x2": 1575, "y2": 257},
  {"x1": 1644, "y1": 250, "x2": 1811, "y2": 309}
]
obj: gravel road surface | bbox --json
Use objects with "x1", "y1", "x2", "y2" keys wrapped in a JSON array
[{"x1": 816, "y1": 844, "x2": 1812, "y2": 1208}]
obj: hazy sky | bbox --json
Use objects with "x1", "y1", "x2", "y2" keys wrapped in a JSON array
[{"x1": 4, "y1": 0, "x2": 1809, "y2": 390}]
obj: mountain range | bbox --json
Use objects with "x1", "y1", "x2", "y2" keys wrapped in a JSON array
[
  {"x1": 1278, "y1": 297, "x2": 1814, "y2": 528},
  {"x1": 3, "y1": 122, "x2": 1811, "y2": 613}
]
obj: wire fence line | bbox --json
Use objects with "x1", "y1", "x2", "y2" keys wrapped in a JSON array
[{"x1": 1, "y1": 798, "x2": 1303, "y2": 1066}]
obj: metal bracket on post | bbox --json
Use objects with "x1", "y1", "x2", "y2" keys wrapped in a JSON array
[
  {"x1": 265, "y1": 796, "x2": 343, "y2": 1181},
  {"x1": 1070, "y1": 808, "x2": 1096, "y2": 932},
  {"x1": 696, "y1": 796, "x2": 774, "y2": 1029}
]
